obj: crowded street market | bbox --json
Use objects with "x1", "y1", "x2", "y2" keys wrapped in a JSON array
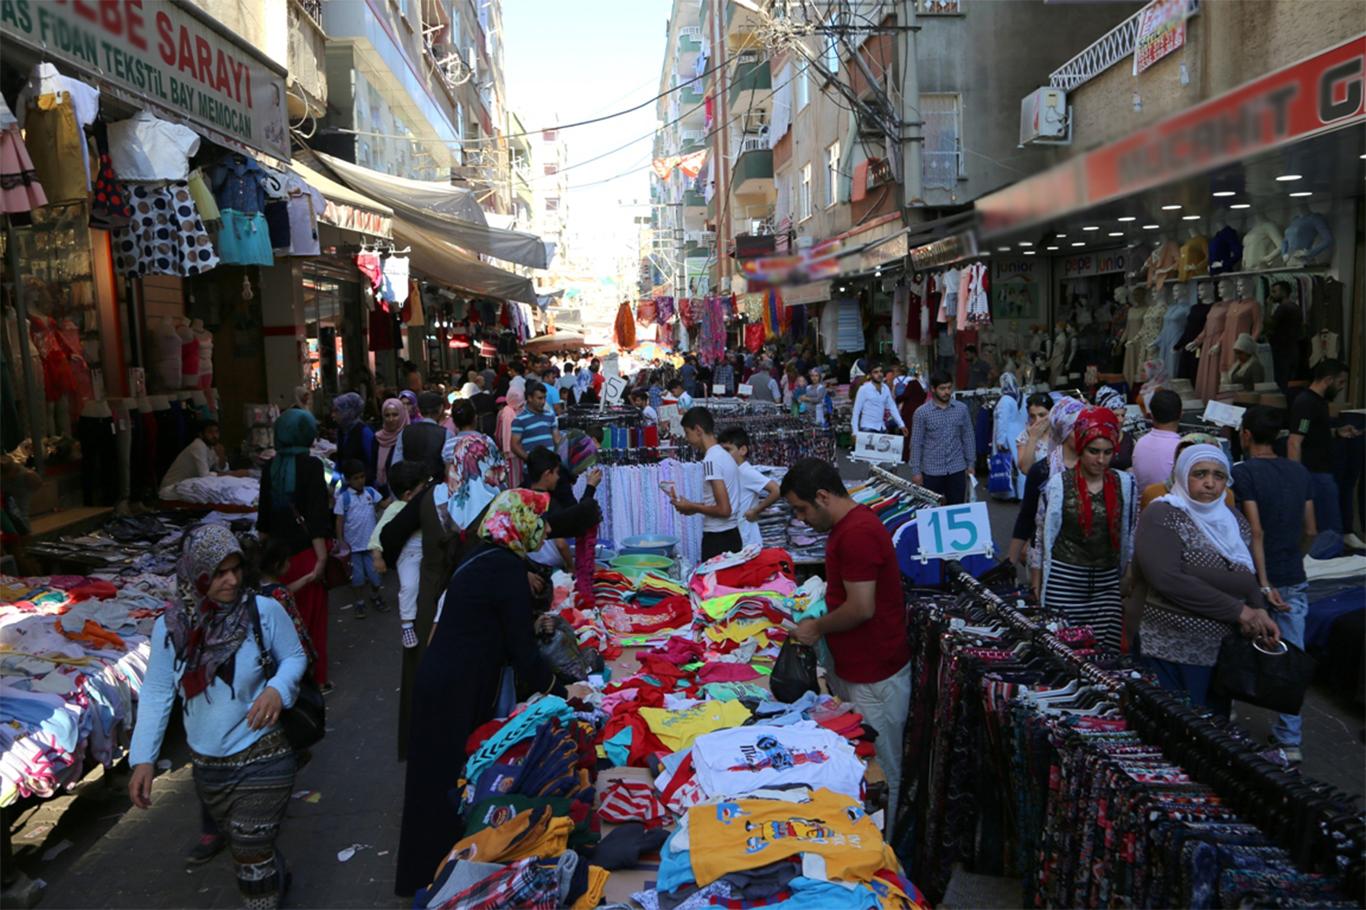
[{"x1": 0, "y1": 1, "x2": 1363, "y2": 908}]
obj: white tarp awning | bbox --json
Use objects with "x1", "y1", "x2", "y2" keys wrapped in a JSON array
[
  {"x1": 395, "y1": 219, "x2": 537, "y2": 305},
  {"x1": 316, "y1": 152, "x2": 551, "y2": 269},
  {"x1": 288, "y1": 159, "x2": 393, "y2": 239}
]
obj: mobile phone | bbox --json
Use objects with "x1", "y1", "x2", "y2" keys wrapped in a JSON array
[{"x1": 659, "y1": 481, "x2": 676, "y2": 496}]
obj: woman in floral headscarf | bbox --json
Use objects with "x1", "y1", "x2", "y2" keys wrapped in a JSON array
[
  {"x1": 1031, "y1": 406, "x2": 1138, "y2": 650},
  {"x1": 129, "y1": 524, "x2": 306, "y2": 908},
  {"x1": 394, "y1": 489, "x2": 556, "y2": 897},
  {"x1": 1094, "y1": 384, "x2": 1135, "y2": 470},
  {"x1": 1008, "y1": 395, "x2": 1084, "y2": 567},
  {"x1": 992, "y1": 372, "x2": 1028, "y2": 499}
]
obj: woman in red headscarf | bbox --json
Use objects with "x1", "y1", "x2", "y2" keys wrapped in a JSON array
[{"x1": 1029, "y1": 406, "x2": 1138, "y2": 650}]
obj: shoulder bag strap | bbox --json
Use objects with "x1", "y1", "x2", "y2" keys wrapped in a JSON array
[{"x1": 249, "y1": 599, "x2": 278, "y2": 679}]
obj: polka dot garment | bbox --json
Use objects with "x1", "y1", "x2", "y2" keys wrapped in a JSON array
[{"x1": 112, "y1": 181, "x2": 220, "y2": 278}]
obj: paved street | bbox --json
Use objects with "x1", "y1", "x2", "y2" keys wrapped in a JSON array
[{"x1": 6, "y1": 485, "x2": 1364, "y2": 908}]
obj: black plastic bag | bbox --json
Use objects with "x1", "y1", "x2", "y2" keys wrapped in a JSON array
[
  {"x1": 537, "y1": 615, "x2": 592, "y2": 681},
  {"x1": 771, "y1": 638, "x2": 819, "y2": 703}
]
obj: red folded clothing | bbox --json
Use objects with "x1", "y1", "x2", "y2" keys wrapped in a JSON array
[
  {"x1": 697, "y1": 662, "x2": 761, "y2": 683},
  {"x1": 713, "y1": 548, "x2": 795, "y2": 589}
]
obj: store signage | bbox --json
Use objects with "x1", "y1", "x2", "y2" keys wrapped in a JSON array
[
  {"x1": 780, "y1": 280, "x2": 831, "y2": 307},
  {"x1": 851, "y1": 432, "x2": 903, "y2": 465},
  {"x1": 914, "y1": 502, "x2": 994, "y2": 561},
  {"x1": 909, "y1": 230, "x2": 978, "y2": 270},
  {"x1": 1133, "y1": 0, "x2": 1190, "y2": 75},
  {"x1": 602, "y1": 375, "x2": 627, "y2": 407},
  {"x1": 1060, "y1": 250, "x2": 1127, "y2": 279},
  {"x1": 0, "y1": 0, "x2": 290, "y2": 161},
  {"x1": 860, "y1": 231, "x2": 909, "y2": 271},
  {"x1": 979, "y1": 35, "x2": 1366, "y2": 237},
  {"x1": 1201, "y1": 399, "x2": 1246, "y2": 429}
]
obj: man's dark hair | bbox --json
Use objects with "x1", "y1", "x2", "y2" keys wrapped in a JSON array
[
  {"x1": 1242, "y1": 404, "x2": 1285, "y2": 446},
  {"x1": 680, "y1": 406, "x2": 715, "y2": 434},
  {"x1": 717, "y1": 427, "x2": 751, "y2": 450},
  {"x1": 417, "y1": 390, "x2": 443, "y2": 418},
  {"x1": 198, "y1": 419, "x2": 220, "y2": 435},
  {"x1": 508, "y1": 360, "x2": 524, "y2": 375},
  {"x1": 526, "y1": 380, "x2": 546, "y2": 398},
  {"x1": 669, "y1": 378, "x2": 684, "y2": 390},
  {"x1": 1025, "y1": 392, "x2": 1053, "y2": 411},
  {"x1": 1312, "y1": 358, "x2": 1347, "y2": 381},
  {"x1": 1149, "y1": 389, "x2": 1183, "y2": 425},
  {"x1": 386, "y1": 460, "x2": 426, "y2": 499},
  {"x1": 779, "y1": 457, "x2": 847, "y2": 502},
  {"x1": 524, "y1": 447, "x2": 561, "y2": 486},
  {"x1": 1271, "y1": 280, "x2": 1293, "y2": 296},
  {"x1": 341, "y1": 458, "x2": 367, "y2": 479},
  {"x1": 964, "y1": 345, "x2": 978, "y2": 356},
  {"x1": 929, "y1": 370, "x2": 953, "y2": 388},
  {"x1": 450, "y1": 399, "x2": 476, "y2": 429},
  {"x1": 629, "y1": 387, "x2": 648, "y2": 402}
]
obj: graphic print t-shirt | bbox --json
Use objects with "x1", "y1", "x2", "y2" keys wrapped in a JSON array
[{"x1": 690, "y1": 723, "x2": 865, "y2": 800}]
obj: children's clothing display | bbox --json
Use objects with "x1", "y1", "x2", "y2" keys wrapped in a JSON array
[
  {"x1": 16, "y1": 63, "x2": 100, "y2": 202},
  {"x1": 0, "y1": 97, "x2": 46, "y2": 216},
  {"x1": 107, "y1": 111, "x2": 199, "y2": 181},
  {"x1": 112, "y1": 183, "x2": 221, "y2": 278}
]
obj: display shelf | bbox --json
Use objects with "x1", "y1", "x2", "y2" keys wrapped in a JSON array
[{"x1": 1199, "y1": 263, "x2": 1330, "y2": 281}]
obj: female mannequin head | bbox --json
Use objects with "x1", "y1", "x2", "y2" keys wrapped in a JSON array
[
  {"x1": 1216, "y1": 279, "x2": 1235, "y2": 301},
  {"x1": 1197, "y1": 282, "x2": 1214, "y2": 303}
]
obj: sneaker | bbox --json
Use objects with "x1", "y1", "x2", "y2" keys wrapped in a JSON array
[
  {"x1": 320, "y1": 681, "x2": 335, "y2": 695},
  {"x1": 354, "y1": 600, "x2": 367, "y2": 619},
  {"x1": 1267, "y1": 736, "x2": 1304, "y2": 764},
  {"x1": 186, "y1": 833, "x2": 225, "y2": 866},
  {"x1": 371, "y1": 595, "x2": 389, "y2": 613},
  {"x1": 1345, "y1": 532, "x2": 1366, "y2": 551}
]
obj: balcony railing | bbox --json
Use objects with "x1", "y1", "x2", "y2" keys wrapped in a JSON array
[
  {"x1": 295, "y1": 0, "x2": 322, "y2": 26},
  {"x1": 1048, "y1": 6, "x2": 1145, "y2": 91}
]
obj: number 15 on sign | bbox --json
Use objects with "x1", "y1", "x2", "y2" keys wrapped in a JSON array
[{"x1": 914, "y1": 502, "x2": 994, "y2": 561}]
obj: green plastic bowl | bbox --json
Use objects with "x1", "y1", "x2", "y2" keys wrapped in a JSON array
[{"x1": 610, "y1": 554, "x2": 674, "y2": 574}]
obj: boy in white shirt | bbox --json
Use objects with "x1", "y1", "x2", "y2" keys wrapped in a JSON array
[
  {"x1": 718, "y1": 427, "x2": 781, "y2": 550},
  {"x1": 669, "y1": 406, "x2": 741, "y2": 560},
  {"x1": 334, "y1": 459, "x2": 385, "y2": 619}
]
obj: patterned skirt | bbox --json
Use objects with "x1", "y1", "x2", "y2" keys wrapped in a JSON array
[{"x1": 1042, "y1": 559, "x2": 1123, "y2": 651}]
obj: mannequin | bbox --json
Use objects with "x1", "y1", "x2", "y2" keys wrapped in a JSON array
[
  {"x1": 150, "y1": 317, "x2": 182, "y2": 391},
  {"x1": 1208, "y1": 222, "x2": 1242, "y2": 274},
  {"x1": 1178, "y1": 228, "x2": 1208, "y2": 281},
  {"x1": 177, "y1": 318, "x2": 198, "y2": 390},
  {"x1": 1281, "y1": 204, "x2": 1333, "y2": 266},
  {"x1": 1145, "y1": 238, "x2": 1180, "y2": 289},
  {"x1": 1189, "y1": 279, "x2": 1234, "y2": 401},
  {"x1": 1140, "y1": 284, "x2": 1169, "y2": 362},
  {"x1": 1241, "y1": 216, "x2": 1284, "y2": 271},
  {"x1": 1218, "y1": 277, "x2": 1262, "y2": 374},
  {"x1": 1047, "y1": 320, "x2": 1068, "y2": 386},
  {"x1": 1264, "y1": 279, "x2": 1302, "y2": 391},
  {"x1": 191, "y1": 318, "x2": 214, "y2": 390},
  {"x1": 1120, "y1": 287, "x2": 1148, "y2": 384},
  {"x1": 1156, "y1": 281, "x2": 1194, "y2": 381}
]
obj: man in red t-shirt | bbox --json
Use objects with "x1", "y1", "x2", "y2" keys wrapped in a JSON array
[{"x1": 780, "y1": 457, "x2": 911, "y2": 831}]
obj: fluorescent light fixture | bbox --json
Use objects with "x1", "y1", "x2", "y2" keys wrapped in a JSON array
[
  {"x1": 1070, "y1": 241, "x2": 1085, "y2": 247},
  {"x1": 1212, "y1": 191, "x2": 1236, "y2": 198},
  {"x1": 1045, "y1": 245, "x2": 1060, "y2": 251},
  {"x1": 1229, "y1": 203, "x2": 1251, "y2": 209},
  {"x1": 1018, "y1": 241, "x2": 1034, "y2": 247},
  {"x1": 1160, "y1": 204, "x2": 1182, "y2": 211},
  {"x1": 1142, "y1": 223, "x2": 1160, "y2": 229},
  {"x1": 1289, "y1": 191, "x2": 1313, "y2": 197},
  {"x1": 997, "y1": 246, "x2": 1011, "y2": 252},
  {"x1": 1023, "y1": 250, "x2": 1037, "y2": 256},
  {"x1": 1275, "y1": 174, "x2": 1302, "y2": 182},
  {"x1": 1117, "y1": 216, "x2": 1136, "y2": 222},
  {"x1": 1181, "y1": 214, "x2": 1201, "y2": 221},
  {"x1": 1108, "y1": 231, "x2": 1123, "y2": 237},
  {"x1": 1055, "y1": 233, "x2": 1067, "y2": 238},
  {"x1": 1082, "y1": 225, "x2": 1100, "y2": 231}
]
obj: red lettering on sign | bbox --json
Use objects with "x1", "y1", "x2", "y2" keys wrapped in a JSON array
[
  {"x1": 70, "y1": 0, "x2": 97, "y2": 23},
  {"x1": 156, "y1": 10, "x2": 175, "y2": 65}
]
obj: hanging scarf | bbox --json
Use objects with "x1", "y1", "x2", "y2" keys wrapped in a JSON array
[
  {"x1": 445, "y1": 431, "x2": 508, "y2": 531},
  {"x1": 1072, "y1": 406, "x2": 1122, "y2": 549},
  {"x1": 1156, "y1": 444, "x2": 1253, "y2": 572},
  {"x1": 1138, "y1": 359, "x2": 1171, "y2": 411},
  {"x1": 268, "y1": 408, "x2": 317, "y2": 507},
  {"x1": 374, "y1": 397, "x2": 408, "y2": 487},
  {"x1": 333, "y1": 391, "x2": 363, "y2": 430},
  {"x1": 1094, "y1": 385, "x2": 1126, "y2": 412},
  {"x1": 999, "y1": 371, "x2": 1021, "y2": 405},
  {"x1": 1045, "y1": 396, "x2": 1086, "y2": 476},
  {"x1": 478, "y1": 488, "x2": 549, "y2": 557},
  {"x1": 163, "y1": 524, "x2": 252, "y2": 701}
]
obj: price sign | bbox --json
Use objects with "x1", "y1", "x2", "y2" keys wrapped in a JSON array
[
  {"x1": 602, "y1": 375, "x2": 628, "y2": 406},
  {"x1": 1201, "y1": 399, "x2": 1245, "y2": 429},
  {"x1": 737, "y1": 383, "x2": 754, "y2": 397},
  {"x1": 914, "y1": 502, "x2": 994, "y2": 561},
  {"x1": 658, "y1": 403, "x2": 681, "y2": 436},
  {"x1": 850, "y1": 431, "x2": 903, "y2": 464},
  {"x1": 713, "y1": 383, "x2": 727, "y2": 395}
]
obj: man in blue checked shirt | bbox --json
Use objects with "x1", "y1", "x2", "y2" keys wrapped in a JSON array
[{"x1": 908, "y1": 370, "x2": 975, "y2": 505}]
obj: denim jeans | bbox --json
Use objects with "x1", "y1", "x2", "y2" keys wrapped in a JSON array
[
  {"x1": 1271, "y1": 581, "x2": 1309, "y2": 746},
  {"x1": 1309, "y1": 472, "x2": 1343, "y2": 559},
  {"x1": 350, "y1": 551, "x2": 381, "y2": 588}
]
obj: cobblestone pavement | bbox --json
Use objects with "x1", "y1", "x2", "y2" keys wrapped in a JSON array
[{"x1": 6, "y1": 469, "x2": 1363, "y2": 908}]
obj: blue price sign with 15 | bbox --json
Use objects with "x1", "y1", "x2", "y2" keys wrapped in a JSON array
[{"x1": 914, "y1": 502, "x2": 993, "y2": 560}]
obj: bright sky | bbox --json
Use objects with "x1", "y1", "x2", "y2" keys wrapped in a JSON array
[{"x1": 502, "y1": 0, "x2": 669, "y2": 272}]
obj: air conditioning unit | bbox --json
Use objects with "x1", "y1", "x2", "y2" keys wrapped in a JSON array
[{"x1": 1020, "y1": 87, "x2": 1069, "y2": 146}]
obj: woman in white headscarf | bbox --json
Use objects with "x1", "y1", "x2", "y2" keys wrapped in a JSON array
[
  {"x1": 992, "y1": 372, "x2": 1027, "y2": 499},
  {"x1": 1131, "y1": 443, "x2": 1280, "y2": 712}
]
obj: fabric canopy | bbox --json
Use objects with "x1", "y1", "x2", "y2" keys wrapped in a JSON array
[
  {"x1": 288, "y1": 159, "x2": 393, "y2": 239},
  {"x1": 395, "y1": 219, "x2": 537, "y2": 304},
  {"x1": 523, "y1": 332, "x2": 586, "y2": 353},
  {"x1": 315, "y1": 152, "x2": 550, "y2": 269}
]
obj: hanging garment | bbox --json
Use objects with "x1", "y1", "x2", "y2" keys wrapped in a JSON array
[
  {"x1": 206, "y1": 155, "x2": 268, "y2": 213},
  {"x1": 1241, "y1": 220, "x2": 1283, "y2": 270},
  {"x1": 891, "y1": 284, "x2": 909, "y2": 361},
  {"x1": 215, "y1": 210, "x2": 273, "y2": 266},
  {"x1": 87, "y1": 119, "x2": 132, "y2": 230},
  {"x1": 21, "y1": 92, "x2": 89, "y2": 204},
  {"x1": 0, "y1": 98, "x2": 46, "y2": 217},
  {"x1": 355, "y1": 252, "x2": 383, "y2": 289},
  {"x1": 195, "y1": 329, "x2": 214, "y2": 390},
  {"x1": 699, "y1": 297, "x2": 725, "y2": 365},
  {"x1": 614, "y1": 301, "x2": 637, "y2": 349},
  {"x1": 112, "y1": 183, "x2": 220, "y2": 278},
  {"x1": 1281, "y1": 211, "x2": 1333, "y2": 265},
  {"x1": 636, "y1": 297, "x2": 657, "y2": 326},
  {"x1": 1178, "y1": 234, "x2": 1208, "y2": 281},
  {"x1": 108, "y1": 111, "x2": 199, "y2": 181},
  {"x1": 17, "y1": 64, "x2": 100, "y2": 198},
  {"x1": 381, "y1": 256, "x2": 410, "y2": 304},
  {"x1": 284, "y1": 176, "x2": 323, "y2": 256},
  {"x1": 186, "y1": 169, "x2": 221, "y2": 223},
  {"x1": 960, "y1": 262, "x2": 991, "y2": 328},
  {"x1": 655, "y1": 295, "x2": 675, "y2": 324},
  {"x1": 1208, "y1": 225, "x2": 1241, "y2": 274},
  {"x1": 179, "y1": 325, "x2": 200, "y2": 390},
  {"x1": 1145, "y1": 241, "x2": 1180, "y2": 289},
  {"x1": 743, "y1": 322, "x2": 765, "y2": 352}
]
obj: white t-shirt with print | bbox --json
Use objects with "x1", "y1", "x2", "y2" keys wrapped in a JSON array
[
  {"x1": 700, "y1": 444, "x2": 740, "y2": 533},
  {"x1": 690, "y1": 723, "x2": 865, "y2": 800}
]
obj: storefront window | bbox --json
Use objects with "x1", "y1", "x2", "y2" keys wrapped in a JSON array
[{"x1": 303, "y1": 273, "x2": 348, "y2": 409}]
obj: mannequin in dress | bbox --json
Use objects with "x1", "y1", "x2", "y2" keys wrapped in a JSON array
[
  {"x1": 1281, "y1": 204, "x2": 1334, "y2": 267},
  {"x1": 1145, "y1": 237, "x2": 1180, "y2": 289},
  {"x1": 1140, "y1": 283, "x2": 1170, "y2": 364},
  {"x1": 1208, "y1": 221, "x2": 1242, "y2": 274},
  {"x1": 1189, "y1": 279, "x2": 1234, "y2": 401},
  {"x1": 1047, "y1": 320, "x2": 1068, "y2": 386},
  {"x1": 1218, "y1": 277, "x2": 1263, "y2": 374},
  {"x1": 1156, "y1": 281, "x2": 1194, "y2": 381},
  {"x1": 1241, "y1": 216, "x2": 1284, "y2": 271},
  {"x1": 1178, "y1": 228, "x2": 1209, "y2": 281},
  {"x1": 1176, "y1": 282, "x2": 1214, "y2": 381},
  {"x1": 1119, "y1": 287, "x2": 1148, "y2": 384}
]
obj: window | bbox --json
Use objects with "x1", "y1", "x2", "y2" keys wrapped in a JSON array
[
  {"x1": 823, "y1": 15, "x2": 841, "y2": 74},
  {"x1": 542, "y1": 129, "x2": 557, "y2": 141},
  {"x1": 798, "y1": 163, "x2": 812, "y2": 221},
  {"x1": 917, "y1": 0, "x2": 962, "y2": 13},
  {"x1": 825, "y1": 142, "x2": 840, "y2": 207},
  {"x1": 921, "y1": 93, "x2": 962, "y2": 189},
  {"x1": 795, "y1": 69, "x2": 809, "y2": 110},
  {"x1": 545, "y1": 197, "x2": 560, "y2": 211},
  {"x1": 544, "y1": 164, "x2": 558, "y2": 176}
]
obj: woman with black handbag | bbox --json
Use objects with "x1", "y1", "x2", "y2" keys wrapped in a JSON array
[
  {"x1": 128, "y1": 524, "x2": 307, "y2": 909},
  {"x1": 1132, "y1": 444, "x2": 1281, "y2": 712}
]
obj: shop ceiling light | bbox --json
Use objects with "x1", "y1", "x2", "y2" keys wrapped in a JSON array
[
  {"x1": 1082, "y1": 225, "x2": 1099, "y2": 231},
  {"x1": 1160, "y1": 204, "x2": 1182, "y2": 210},
  {"x1": 1211, "y1": 191, "x2": 1236, "y2": 198},
  {"x1": 1117, "y1": 216, "x2": 1136, "y2": 222},
  {"x1": 997, "y1": 246, "x2": 1011, "y2": 252},
  {"x1": 1142, "y1": 223, "x2": 1160, "y2": 229},
  {"x1": 1023, "y1": 250, "x2": 1037, "y2": 256},
  {"x1": 1071, "y1": 241, "x2": 1085, "y2": 247},
  {"x1": 1182, "y1": 214, "x2": 1201, "y2": 221},
  {"x1": 1055, "y1": 233, "x2": 1067, "y2": 238},
  {"x1": 1018, "y1": 241, "x2": 1033, "y2": 246},
  {"x1": 1289, "y1": 191, "x2": 1313, "y2": 197},
  {"x1": 1046, "y1": 245, "x2": 1060, "y2": 251},
  {"x1": 1108, "y1": 231, "x2": 1123, "y2": 237},
  {"x1": 1229, "y1": 203, "x2": 1251, "y2": 209},
  {"x1": 1275, "y1": 174, "x2": 1302, "y2": 182}
]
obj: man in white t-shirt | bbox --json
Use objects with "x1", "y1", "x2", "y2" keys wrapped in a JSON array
[
  {"x1": 719, "y1": 427, "x2": 781, "y2": 550},
  {"x1": 158, "y1": 420, "x2": 245, "y2": 497},
  {"x1": 669, "y1": 407, "x2": 741, "y2": 560}
]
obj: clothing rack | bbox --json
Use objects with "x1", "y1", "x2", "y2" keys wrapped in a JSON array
[
  {"x1": 868, "y1": 465, "x2": 943, "y2": 508},
  {"x1": 948, "y1": 562, "x2": 1365, "y2": 891}
]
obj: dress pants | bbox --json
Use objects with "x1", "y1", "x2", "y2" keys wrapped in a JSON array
[
  {"x1": 76, "y1": 416, "x2": 117, "y2": 505},
  {"x1": 922, "y1": 471, "x2": 967, "y2": 505}
]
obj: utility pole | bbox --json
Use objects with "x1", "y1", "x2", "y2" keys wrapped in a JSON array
[{"x1": 896, "y1": 0, "x2": 923, "y2": 213}]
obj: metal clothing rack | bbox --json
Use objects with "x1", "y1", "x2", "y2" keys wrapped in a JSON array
[{"x1": 868, "y1": 465, "x2": 944, "y2": 508}]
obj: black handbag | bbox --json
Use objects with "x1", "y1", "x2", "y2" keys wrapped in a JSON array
[
  {"x1": 1211, "y1": 633, "x2": 1315, "y2": 715},
  {"x1": 250, "y1": 601, "x2": 326, "y2": 751}
]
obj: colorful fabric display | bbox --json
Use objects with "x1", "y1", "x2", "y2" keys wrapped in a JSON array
[
  {"x1": 689, "y1": 723, "x2": 865, "y2": 800},
  {"x1": 598, "y1": 778, "x2": 671, "y2": 828}
]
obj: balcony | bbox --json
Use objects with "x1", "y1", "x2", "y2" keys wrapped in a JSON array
[
  {"x1": 731, "y1": 146, "x2": 774, "y2": 202},
  {"x1": 729, "y1": 54, "x2": 771, "y2": 108},
  {"x1": 680, "y1": 82, "x2": 706, "y2": 106},
  {"x1": 725, "y1": 0, "x2": 764, "y2": 50},
  {"x1": 678, "y1": 33, "x2": 702, "y2": 55},
  {"x1": 684, "y1": 189, "x2": 706, "y2": 208}
]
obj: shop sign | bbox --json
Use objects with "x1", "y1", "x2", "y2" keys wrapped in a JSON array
[
  {"x1": 851, "y1": 432, "x2": 903, "y2": 465},
  {"x1": 859, "y1": 231, "x2": 909, "y2": 271},
  {"x1": 992, "y1": 257, "x2": 1043, "y2": 321},
  {"x1": 909, "y1": 230, "x2": 978, "y2": 270},
  {"x1": 780, "y1": 280, "x2": 831, "y2": 307},
  {"x1": 0, "y1": 0, "x2": 290, "y2": 161},
  {"x1": 979, "y1": 35, "x2": 1366, "y2": 237},
  {"x1": 1060, "y1": 250, "x2": 1127, "y2": 279},
  {"x1": 1133, "y1": 0, "x2": 1190, "y2": 75}
]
